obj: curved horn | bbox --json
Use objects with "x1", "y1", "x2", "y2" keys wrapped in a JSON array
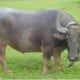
[
  {"x1": 64, "y1": 21, "x2": 79, "y2": 32},
  {"x1": 67, "y1": 23, "x2": 80, "y2": 33},
  {"x1": 56, "y1": 12, "x2": 69, "y2": 33},
  {"x1": 66, "y1": 22, "x2": 77, "y2": 28},
  {"x1": 57, "y1": 27, "x2": 68, "y2": 33}
]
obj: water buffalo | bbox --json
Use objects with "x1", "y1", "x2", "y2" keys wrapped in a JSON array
[{"x1": 0, "y1": 7, "x2": 80, "y2": 74}]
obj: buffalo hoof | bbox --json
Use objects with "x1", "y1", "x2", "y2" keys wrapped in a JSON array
[
  {"x1": 4, "y1": 68, "x2": 17, "y2": 78},
  {"x1": 55, "y1": 67, "x2": 62, "y2": 72},
  {"x1": 43, "y1": 68, "x2": 49, "y2": 74},
  {"x1": 3, "y1": 67, "x2": 12, "y2": 73}
]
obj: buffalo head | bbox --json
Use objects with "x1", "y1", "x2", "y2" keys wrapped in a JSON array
[{"x1": 55, "y1": 22, "x2": 80, "y2": 62}]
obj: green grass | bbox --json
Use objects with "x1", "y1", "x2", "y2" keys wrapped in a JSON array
[{"x1": 0, "y1": 0, "x2": 80, "y2": 79}]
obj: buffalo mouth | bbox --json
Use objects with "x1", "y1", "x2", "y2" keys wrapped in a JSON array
[
  {"x1": 68, "y1": 56, "x2": 79, "y2": 68},
  {"x1": 68, "y1": 56, "x2": 79, "y2": 62}
]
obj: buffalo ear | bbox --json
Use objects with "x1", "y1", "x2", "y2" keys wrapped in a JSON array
[{"x1": 53, "y1": 33, "x2": 65, "y2": 40}]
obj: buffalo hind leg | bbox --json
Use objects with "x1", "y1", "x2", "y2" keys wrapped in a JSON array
[
  {"x1": 0, "y1": 40, "x2": 11, "y2": 73},
  {"x1": 53, "y1": 47, "x2": 65, "y2": 72},
  {"x1": 41, "y1": 45, "x2": 53, "y2": 74}
]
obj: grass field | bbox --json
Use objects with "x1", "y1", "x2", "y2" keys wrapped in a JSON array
[{"x1": 0, "y1": 0, "x2": 80, "y2": 79}]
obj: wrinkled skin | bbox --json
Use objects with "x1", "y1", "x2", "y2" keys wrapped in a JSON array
[
  {"x1": 67, "y1": 26, "x2": 80, "y2": 62},
  {"x1": 0, "y1": 8, "x2": 80, "y2": 74}
]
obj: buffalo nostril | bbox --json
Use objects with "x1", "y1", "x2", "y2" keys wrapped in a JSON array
[
  {"x1": 70, "y1": 57, "x2": 75, "y2": 60},
  {"x1": 70, "y1": 57, "x2": 75, "y2": 61},
  {"x1": 68, "y1": 56, "x2": 78, "y2": 62}
]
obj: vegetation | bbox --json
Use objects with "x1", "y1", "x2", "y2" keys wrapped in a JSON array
[{"x1": 0, "y1": 0, "x2": 80, "y2": 79}]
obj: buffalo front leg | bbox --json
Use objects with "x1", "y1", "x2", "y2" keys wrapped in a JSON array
[
  {"x1": 41, "y1": 46, "x2": 53, "y2": 74},
  {"x1": 53, "y1": 47, "x2": 64, "y2": 72},
  {"x1": 0, "y1": 40, "x2": 11, "y2": 73},
  {"x1": 43, "y1": 54, "x2": 51, "y2": 74}
]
